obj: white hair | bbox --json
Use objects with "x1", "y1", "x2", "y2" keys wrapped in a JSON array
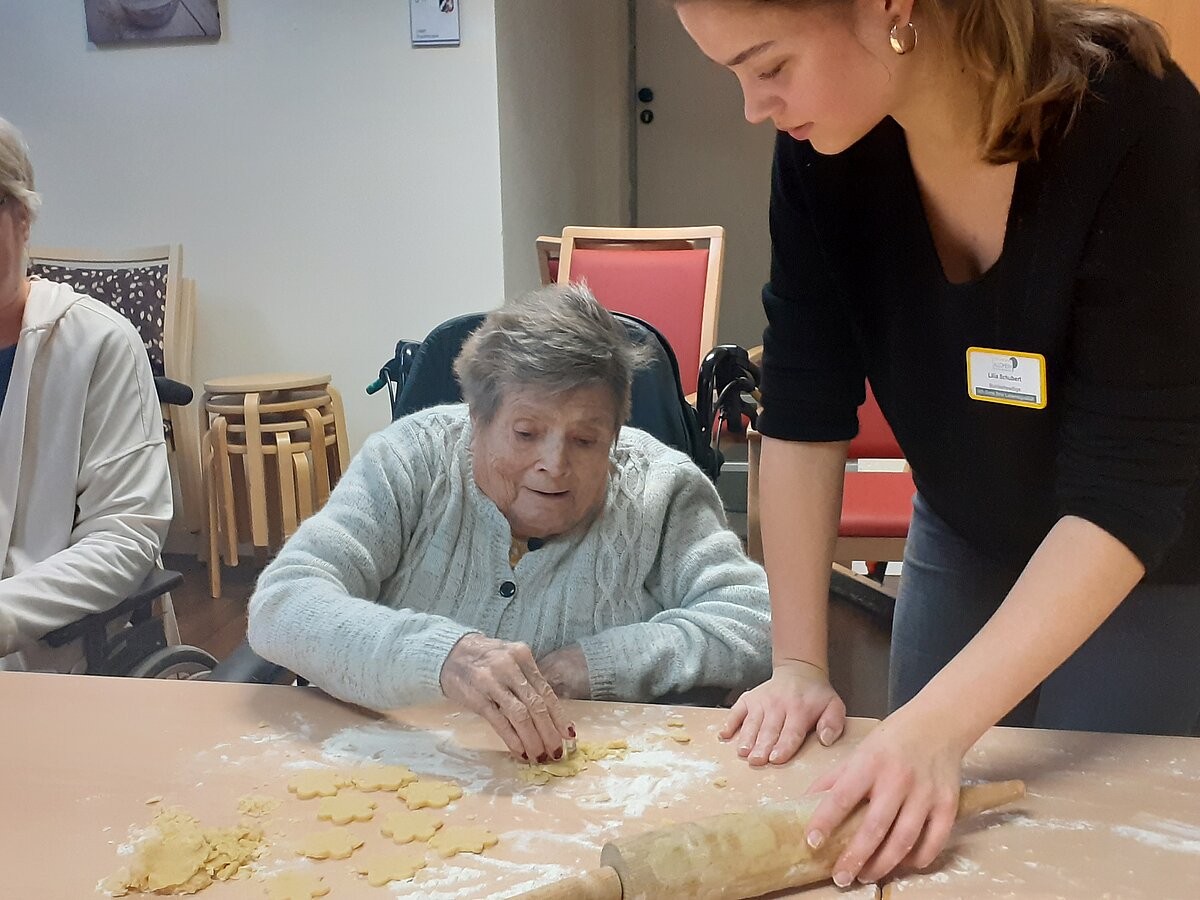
[{"x1": 0, "y1": 117, "x2": 41, "y2": 221}]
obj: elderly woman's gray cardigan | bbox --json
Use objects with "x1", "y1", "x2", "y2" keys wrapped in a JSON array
[{"x1": 248, "y1": 404, "x2": 772, "y2": 708}]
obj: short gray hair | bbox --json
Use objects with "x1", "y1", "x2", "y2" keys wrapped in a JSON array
[
  {"x1": 454, "y1": 283, "x2": 653, "y2": 428},
  {"x1": 0, "y1": 117, "x2": 40, "y2": 220}
]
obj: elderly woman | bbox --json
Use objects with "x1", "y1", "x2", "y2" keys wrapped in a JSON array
[
  {"x1": 0, "y1": 117, "x2": 171, "y2": 672},
  {"x1": 248, "y1": 284, "x2": 773, "y2": 762}
]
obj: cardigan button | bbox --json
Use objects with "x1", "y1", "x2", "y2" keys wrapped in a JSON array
[{"x1": 498, "y1": 580, "x2": 517, "y2": 599}]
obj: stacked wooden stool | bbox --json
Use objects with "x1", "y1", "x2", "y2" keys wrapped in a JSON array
[{"x1": 200, "y1": 373, "x2": 349, "y2": 597}]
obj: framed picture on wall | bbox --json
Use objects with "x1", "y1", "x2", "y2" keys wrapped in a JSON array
[{"x1": 84, "y1": 0, "x2": 221, "y2": 45}]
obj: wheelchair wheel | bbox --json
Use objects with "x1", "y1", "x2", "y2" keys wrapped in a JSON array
[{"x1": 127, "y1": 645, "x2": 219, "y2": 680}]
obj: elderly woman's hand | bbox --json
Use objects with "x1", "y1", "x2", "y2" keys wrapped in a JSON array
[
  {"x1": 538, "y1": 645, "x2": 591, "y2": 700},
  {"x1": 720, "y1": 660, "x2": 846, "y2": 766},
  {"x1": 440, "y1": 634, "x2": 573, "y2": 762}
]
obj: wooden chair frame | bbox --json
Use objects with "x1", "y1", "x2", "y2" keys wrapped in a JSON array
[
  {"x1": 27, "y1": 245, "x2": 203, "y2": 537},
  {"x1": 554, "y1": 226, "x2": 726, "y2": 389}
]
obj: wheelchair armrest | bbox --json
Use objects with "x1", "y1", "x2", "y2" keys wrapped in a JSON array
[
  {"x1": 154, "y1": 376, "x2": 194, "y2": 407},
  {"x1": 42, "y1": 568, "x2": 184, "y2": 648},
  {"x1": 207, "y1": 640, "x2": 295, "y2": 685}
]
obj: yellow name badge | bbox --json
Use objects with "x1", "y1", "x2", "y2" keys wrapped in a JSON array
[{"x1": 966, "y1": 347, "x2": 1047, "y2": 409}]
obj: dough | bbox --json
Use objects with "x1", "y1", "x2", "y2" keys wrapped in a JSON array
[
  {"x1": 518, "y1": 740, "x2": 630, "y2": 785},
  {"x1": 428, "y1": 825, "x2": 500, "y2": 858},
  {"x1": 354, "y1": 847, "x2": 428, "y2": 886},
  {"x1": 350, "y1": 764, "x2": 417, "y2": 792},
  {"x1": 397, "y1": 779, "x2": 463, "y2": 810},
  {"x1": 103, "y1": 808, "x2": 264, "y2": 896},
  {"x1": 264, "y1": 871, "x2": 330, "y2": 900},
  {"x1": 712, "y1": 777, "x2": 728, "y2": 788},
  {"x1": 666, "y1": 719, "x2": 686, "y2": 728},
  {"x1": 380, "y1": 810, "x2": 443, "y2": 844},
  {"x1": 237, "y1": 794, "x2": 280, "y2": 818},
  {"x1": 286, "y1": 769, "x2": 350, "y2": 800},
  {"x1": 316, "y1": 794, "x2": 378, "y2": 824},
  {"x1": 669, "y1": 732, "x2": 692, "y2": 744},
  {"x1": 295, "y1": 827, "x2": 365, "y2": 860}
]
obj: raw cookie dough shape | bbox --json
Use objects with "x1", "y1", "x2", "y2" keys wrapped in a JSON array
[
  {"x1": 350, "y1": 764, "x2": 417, "y2": 792},
  {"x1": 519, "y1": 739, "x2": 630, "y2": 785},
  {"x1": 316, "y1": 794, "x2": 378, "y2": 824},
  {"x1": 428, "y1": 825, "x2": 500, "y2": 858},
  {"x1": 397, "y1": 779, "x2": 462, "y2": 810},
  {"x1": 103, "y1": 808, "x2": 264, "y2": 896},
  {"x1": 355, "y1": 847, "x2": 428, "y2": 886},
  {"x1": 295, "y1": 827, "x2": 365, "y2": 860},
  {"x1": 264, "y1": 871, "x2": 330, "y2": 900},
  {"x1": 669, "y1": 732, "x2": 692, "y2": 744},
  {"x1": 380, "y1": 810, "x2": 443, "y2": 844},
  {"x1": 287, "y1": 769, "x2": 350, "y2": 799}
]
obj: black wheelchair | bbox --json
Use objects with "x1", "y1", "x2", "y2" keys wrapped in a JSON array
[{"x1": 39, "y1": 376, "x2": 219, "y2": 678}]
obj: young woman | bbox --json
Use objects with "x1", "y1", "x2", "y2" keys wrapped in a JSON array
[{"x1": 673, "y1": 0, "x2": 1200, "y2": 886}]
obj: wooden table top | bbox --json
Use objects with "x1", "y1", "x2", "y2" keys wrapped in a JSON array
[{"x1": 5, "y1": 671, "x2": 1198, "y2": 898}]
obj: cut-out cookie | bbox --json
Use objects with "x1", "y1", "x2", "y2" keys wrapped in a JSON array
[
  {"x1": 380, "y1": 810, "x2": 443, "y2": 844},
  {"x1": 295, "y1": 828, "x2": 365, "y2": 860},
  {"x1": 264, "y1": 871, "x2": 330, "y2": 899},
  {"x1": 350, "y1": 764, "x2": 417, "y2": 792},
  {"x1": 354, "y1": 847, "x2": 427, "y2": 886},
  {"x1": 428, "y1": 825, "x2": 499, "y2": 858},
  {"x1": 397, "y1": 779, "x2": 462, "y2": 809},
  {"x1": 518, "y1": 740, "x2": 630, "y2": 785},
  {"x1": 287, "y1": 770, "x2": 350, "y2": 799},
  {"x1": 316, "y1": 794, "x2": 377, "y2": 824},
  {"x1": 669, "y1": 732, "x2": 692, "y2": 744}
]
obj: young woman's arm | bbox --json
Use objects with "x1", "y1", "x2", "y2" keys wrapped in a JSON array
[{"x1": 721, "y1": 435, "x2": 849, "y2": 764}]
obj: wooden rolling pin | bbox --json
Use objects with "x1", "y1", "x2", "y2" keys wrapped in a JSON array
[{"x1": 511, "y1": 780, "x2": 1024, "y2": 900}]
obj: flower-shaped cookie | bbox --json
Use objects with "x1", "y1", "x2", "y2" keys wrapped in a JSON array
[
  {"x1": 350, "y1": 764, "x2": 417, "y2": 792},
  {"x1": 316, "y1": 794, "x2": 378, "y2": 825},
  {"x1": 354, "y1": 847, "x2": 428, "y2": 886},
  {"x1": 286, "y1": 769, "x2": 350, "y2": 800},
  {"x1": 264, "y1": 871, "x2": 330, "y2": 900},
  {"x1": 380, "y1": 810, "x2": 443, "y2": 844},
  {"x1": 397, "y1": 779, "x2": 462, "y2": 810},
  {"x1": 295, "y1": 828, "x2": 365, "y2": 860},
  {"x1": 428, "y1": 825, "x2": 499, "y2": 858}
]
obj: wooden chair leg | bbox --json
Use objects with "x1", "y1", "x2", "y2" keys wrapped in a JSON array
[
  {"x1": 202, "y1": 428, "x2": 222, "y2": 598},
  {"x1": 213, "y1": 415, "x2": 239, "y2": 566},
  {"x1": 294, "y1": 451, "x2": 314, "y2": 521},
  {"x1": 304, "y1": 407, "x2": 332, "y2": 507},
  {"x1": 326, "y1": 385, "x2": 350, "y2": 479},
  {"x1": 276, "y1": 431, "x2": 298, "y2": 539},
  {"x1": 746, "y1": 429, "x2": 763, "y2": 563},
  {"x1": 243, "y1": 390, "x2": 270, "y2": 549}
]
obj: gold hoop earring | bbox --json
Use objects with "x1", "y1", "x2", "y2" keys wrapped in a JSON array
[{"x1": 889, "y1": 20, "x2": 918, "y2": 55}]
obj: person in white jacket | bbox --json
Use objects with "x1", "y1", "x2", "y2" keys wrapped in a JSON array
[{"x1": 0, "y1": 117, "x2": 172, "y2": 672}]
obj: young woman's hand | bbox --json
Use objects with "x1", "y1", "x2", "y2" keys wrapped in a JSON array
[
  {"x1": 720, "y1": 660, "x2": 846, "y2": 765},
  {"x1": 538, "y1": 644, "x2": 592, "y2": 700},
  {"x1": 803, "y1": 709, "x2": 966, "y2": 887},
  {"x1": 440, "y1": 634, "x2": 573, "y2": 762}
]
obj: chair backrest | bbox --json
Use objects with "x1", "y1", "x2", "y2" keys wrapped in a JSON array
[
  {"x1": 849, "y1": 383, "x2": 903, "y2": 460},
  {"x1": 383, "y1": 312, "x2": 719, "y2": 480},
  {"x1": 555, "y1": 226, "x2": 725, "y2": 396},
  {"x1": 535, "y1": 235, "x2": 561, "y2": 286},
  {"x1": 27, "y1": 245, "x2": 187, "y2": 382}
]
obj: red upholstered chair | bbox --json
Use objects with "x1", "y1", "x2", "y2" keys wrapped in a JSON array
[
  {"x1": 535, "y1": 235, "x2": 561, "y2": 286},
  {"x1": 746, "y1": 384, "x2": 915, "y2": 573},
  {"x1": 554, "y1": 226, "x2": 725, "y2": 397}
]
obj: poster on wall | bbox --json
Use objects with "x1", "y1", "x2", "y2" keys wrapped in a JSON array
[
  {"x1": 84, "y1": 0, "x2": 221, "y2": 45},
  {"x1": 410, "y1": 0, "x2": 460, "y2": 47}
]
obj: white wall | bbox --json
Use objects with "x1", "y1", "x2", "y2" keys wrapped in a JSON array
[
  {"x1": 0, "y1": 0, "x2": 505, "y2": 453},
  {"x1": 494, "y1": 0, "x2": 632, "y2": 300}
]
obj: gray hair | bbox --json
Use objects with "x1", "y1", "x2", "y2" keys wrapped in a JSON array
[
  {"x1": 454, "y1": 282, "x2": 653, "y2": 429},
  {"x1": 0, "y1": 117, "x2": 40, "y2": 220}
]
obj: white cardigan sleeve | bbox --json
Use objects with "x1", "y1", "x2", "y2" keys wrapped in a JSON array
[{"x1": 0, "y1": 318, "x2": 171, "y2": 656}]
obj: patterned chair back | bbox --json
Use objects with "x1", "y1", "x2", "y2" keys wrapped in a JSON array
[{"x1": 27, "y1": 246, "x2": 179, "y2": 378}]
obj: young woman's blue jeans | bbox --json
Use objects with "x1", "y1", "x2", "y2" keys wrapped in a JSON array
[{"x1": 889, "y1": 493, "x2": 1200, "y2": 736}]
